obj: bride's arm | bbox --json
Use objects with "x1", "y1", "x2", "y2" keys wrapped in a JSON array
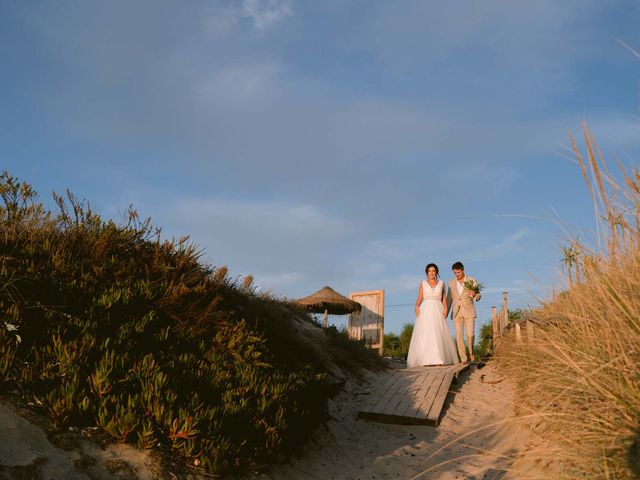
[
  {"x1": 415, "y1": 284, "x2": 423, "y2": 317},
  {"x1": 441, "y1": 285, "x2": 448, "y2": 318}
]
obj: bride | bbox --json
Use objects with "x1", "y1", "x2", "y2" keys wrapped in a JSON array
[{"x1": 406, "y1": 263, "x2": 459, "y2": 367}]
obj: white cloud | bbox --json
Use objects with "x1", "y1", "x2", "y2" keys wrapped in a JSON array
[
  {"x1": 242, "y1": 0, "x2": 293, "y2": 33},
  {"x1": 204, "y1": 0, "x2": 293, "y2": 35},
  {"x1": 202, "y1": 4, "x2": 241, "y2": 36}
]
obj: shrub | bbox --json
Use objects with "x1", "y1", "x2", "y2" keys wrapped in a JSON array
[
  {"x1": 473, "y1": 323, "x2": 493, "y2": 361},
  {"x1": 383, "y1": 323, "x2": 413, "y2": 358},
  {"x1": 0, "y1": 171, "x2": 369, "y2": 473},
  {"x1": 383, "y1": 332, "x2": 400, "y2": 356}
]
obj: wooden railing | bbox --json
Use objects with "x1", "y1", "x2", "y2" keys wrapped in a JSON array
[
  {"x1": 491, "y1": 291, "x2": 509, "y2": 343},
  {"x1": 491, "y1": 291, "x2": 536, "y2": 347}
]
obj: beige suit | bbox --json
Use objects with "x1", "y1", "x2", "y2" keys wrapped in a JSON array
[{"x1": 446, "y1": 276, "x2": 480, "y2": 362}]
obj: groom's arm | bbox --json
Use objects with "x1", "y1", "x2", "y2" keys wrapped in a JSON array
[{"x1": 445, "y1": 284, "x2": 453, "y2": 316}]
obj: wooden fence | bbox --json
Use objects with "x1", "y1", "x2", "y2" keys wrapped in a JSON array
[{"x1": 491, "y1": 291, "x2": 535, "y2": 347}]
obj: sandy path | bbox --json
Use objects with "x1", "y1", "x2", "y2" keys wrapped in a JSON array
[{"x1": 256, "y1": 362, "x2": 544, "y2": 480}]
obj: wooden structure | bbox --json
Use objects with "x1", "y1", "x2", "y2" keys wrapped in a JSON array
[
  {"x1": 491, "y1": 291, "x2": 537, "y2": 345},
  {"x1": 348, "y1": 290, "x2": 384, "y2": 355},
  {"x1": 491, "y1": 291, "x2": 510, "y2": 346},
  {"x1": 358, "y1": 363, "x2": 468, "y2": 426},
  {"x1": 512, "y1": 312, "x2": 538, "y2": 342}
]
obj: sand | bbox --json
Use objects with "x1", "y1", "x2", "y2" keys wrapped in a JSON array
[
  {"x1": 0, "y1": 361, "x2": 547, "y2": 479},
  {"x1": 0, "y1": 399, "x2": 162, "y2": 479},
  {"x1": 255, "y1": 361, "x2": 546, "y2": 480}
]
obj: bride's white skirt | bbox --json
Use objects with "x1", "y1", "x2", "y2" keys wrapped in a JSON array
[{"x1": 406, "y1": 299, "x2": 459, "y2": 367}]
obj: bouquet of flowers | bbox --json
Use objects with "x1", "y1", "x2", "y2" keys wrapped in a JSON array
[{"x1": 463, "y1": 278, "x2": 483, "y2": 298}]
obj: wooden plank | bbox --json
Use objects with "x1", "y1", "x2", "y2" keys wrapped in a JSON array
[
  {"x1": 366, "y1": 371, "x2": 405, "y2": 413},
  {"x1": 425, "y1": 363, "x2": 469, "y2": 424},
  {"x1": 358, "y1": 410, "x2": 429, "y2": 425},
  {"x1": 358, "y1": 364, "x2": 469, "y2": 425},
  {"x1": 395, "y1": 369, "x2": 434, "y2": 417},
  {"x1": 379, "y1": 370, "x2": 428, "y2": 416},
  {"x1": 414, "y1": 369, "x2": 446, "y2": 419},
  {"x1": 402, "y1": 368, "x2": 441, "y2": 419},
  {"x1": 359, "y1": 370, "x2": 434, "y2": 424},
  {"x1": 448, "y1": 363, "x2": 468, "y2": 376},
  {"x1": 377, "y1": 383, "x2": 407, "y2": 416},
  {"x1": 402, "y1": 369, "x2": 439, "y2": 418},
  {"x1": 372, "y1": 371, "x2": 416, "y2": 414},
  {"x1": 426, "y1": 369, "x2": 456, "y2": 425},
  {"x1": 359, "y1": 370, "x2": 398, "y2": 412}
]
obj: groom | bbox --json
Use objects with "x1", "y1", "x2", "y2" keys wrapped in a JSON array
[{"x1": 446, "y1": 261, "x2": 481, "y2": 363}]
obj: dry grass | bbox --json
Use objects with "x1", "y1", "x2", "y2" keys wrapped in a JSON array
[{"x1": 497, "y1": 126, "x2": 640, "y2": 479}]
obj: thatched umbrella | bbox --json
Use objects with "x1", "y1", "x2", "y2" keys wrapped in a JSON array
[{"x1": 297, "y1": 285, "x2": 362, "y2": 328}]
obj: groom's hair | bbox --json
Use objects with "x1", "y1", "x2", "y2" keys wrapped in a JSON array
[{"x1": 451, "y1": 261, "x2": 464, "y2": 271}]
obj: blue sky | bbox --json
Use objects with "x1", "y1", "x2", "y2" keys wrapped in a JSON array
[{"x1": 1, "y1": 1, "x2": 639, "y2": 335}]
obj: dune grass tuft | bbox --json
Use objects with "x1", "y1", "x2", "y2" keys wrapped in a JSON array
[{"x1": 497, "y1": 127, "x2": 640, "y2": 479}]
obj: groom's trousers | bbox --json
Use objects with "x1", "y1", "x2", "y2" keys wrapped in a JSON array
[{"x1": 453, "y1": 315, "x2": 475, "y2": 362}]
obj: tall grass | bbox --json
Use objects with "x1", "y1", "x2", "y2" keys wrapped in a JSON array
[
  {"x1": 497, "y1": 126, "x2": 640, "y2": 479},
  {"x1": 0, "y1": 172, "x2": 381, "y2": 474}
]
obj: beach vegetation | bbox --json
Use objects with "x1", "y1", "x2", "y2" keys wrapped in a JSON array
[
  {"x1": 497, "y1": 127, "x2": 640, "y2": 479},
  {"x1": 0, "y1": 171, "x2": 381, "y2": 474}
]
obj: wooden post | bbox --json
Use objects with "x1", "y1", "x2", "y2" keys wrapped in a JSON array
[
  {"x1": 515, "y1": 322, "x2": 522, "y2": 342},
  {"x1": 526, "y1": 319, "x2": 534, "y2": 341},
  {"x1": 501, "y1": 292, "x2": 509, "y2": 334},
  {"x1": 323, "y1": 309, "x2": 329, "y2": 328},
  {"x1": 491, "y1": 306, "x2": 498, "y2": 347}
]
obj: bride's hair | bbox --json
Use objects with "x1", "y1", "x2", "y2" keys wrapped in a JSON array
[{"x1": 425, "y1": 263, "x2": 439, "y2": 277}]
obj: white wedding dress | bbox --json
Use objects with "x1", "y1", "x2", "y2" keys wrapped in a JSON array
[{"x1": 406, "y1": 280, "x2": 459, "y2": 367}]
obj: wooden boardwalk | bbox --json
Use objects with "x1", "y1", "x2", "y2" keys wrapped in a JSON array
[{"x1": 358, "y1": 363, "x2": 468, "y2": 426}]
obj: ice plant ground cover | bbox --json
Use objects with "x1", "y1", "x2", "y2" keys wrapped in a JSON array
[{"x1": 0, "y1": 172, "x2": 382, "y2": 474}]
